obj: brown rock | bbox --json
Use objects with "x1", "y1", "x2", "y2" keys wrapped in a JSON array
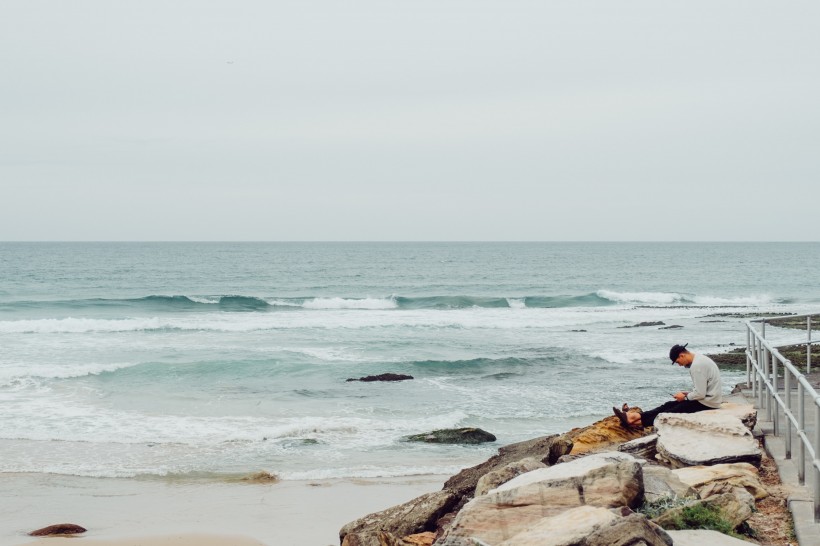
[
  {"x1": 340, "y1": 490, "x2": 458, "y2": 543},
  {"x1": 401, "y1": 531, "x2": 436, "y2": 546},
  {"x1": 29, "y1": 523, "x2": 87, "y2": 536},
  {"x1": 343, "y1": 531, "x2": 437, "y2": 546},
  {"x1": 566, "y1": 411, "x2": 649, "y2": 455}
]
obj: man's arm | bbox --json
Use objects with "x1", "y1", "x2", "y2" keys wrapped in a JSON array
[{"x1": 687, "y1": 362, "x2": 708, "y2": 401}]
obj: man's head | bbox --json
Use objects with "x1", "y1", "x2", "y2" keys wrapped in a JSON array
[{"x1": 669, "y1": 343, "x2": 693, "y2": 366}]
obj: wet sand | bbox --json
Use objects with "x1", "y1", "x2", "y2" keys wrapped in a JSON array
[{"x1": 0, "y1": 473, "x2": 447, "y2": 546}]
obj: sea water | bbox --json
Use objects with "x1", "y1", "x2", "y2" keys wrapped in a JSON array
[{"x1": 1, "y1": 242, "x2": 818, "y2": 481}]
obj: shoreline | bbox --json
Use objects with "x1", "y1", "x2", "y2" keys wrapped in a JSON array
[{"x1": 0, "y1": 472, "x2": 449, "y2": 546}]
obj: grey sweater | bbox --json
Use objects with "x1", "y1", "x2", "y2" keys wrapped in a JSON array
[{"x1": 687, "y1": 353, "x2": 723, "y2": 408}]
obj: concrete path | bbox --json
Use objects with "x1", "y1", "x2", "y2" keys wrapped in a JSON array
[{"x1": 735, "y1": 376, "x2": 820, "y2": 546}]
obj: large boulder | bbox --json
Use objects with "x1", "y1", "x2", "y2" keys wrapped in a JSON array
[
  {"x1": 435, "y1": 453, "x2": 644, "y2": 546},
  {"x1": 340, "y1": 490, "x2": 459, "y2": 544},
  {"x1": 405, "y1": 428, "x2": 496, "y2": 444},
  {"x1": 442, "y1": 434, "x2": 572, "y2": 500},
  {"x1": 474, "y1": 457, "x2": 546, "y2": 496},
  {"x1": 654, "y1": 411, "x2": 762, "y2": 468},
  {"x1": 672, "y1": 463, "x2": 768, "y2": 500},
  {"x1": 495, "y1": 506, "x2": 672, "y2": 546}
]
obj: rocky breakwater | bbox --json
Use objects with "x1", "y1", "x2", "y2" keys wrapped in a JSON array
[{"x1": 340, "y1": 402, "x2": 766, "y2": 546}]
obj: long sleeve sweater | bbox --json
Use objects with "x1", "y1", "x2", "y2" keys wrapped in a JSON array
[{"x1": 686, "y1": 353, "x2": 723, "y2": 408}]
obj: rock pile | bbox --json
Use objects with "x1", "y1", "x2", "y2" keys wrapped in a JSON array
[{"x1": 340, "y1": 403, "x2": 765, "y2": 546}]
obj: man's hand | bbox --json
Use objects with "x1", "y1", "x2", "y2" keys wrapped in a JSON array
[{"x1": 673, "y1": 391, "x2": 688, "y2": 402}]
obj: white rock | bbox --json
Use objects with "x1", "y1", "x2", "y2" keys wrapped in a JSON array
[
  {"x1": 655, "y1": 412, "x2": 761, "y2": 468},
  {"x1": 496, "y1": 506, "x2": 616, "y2": 546},
  {"x1": 491, "y1": 451, "x2": 639, "y2": 493}
]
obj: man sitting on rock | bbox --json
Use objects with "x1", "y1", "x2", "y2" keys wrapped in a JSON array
[{"x1": 614, "y1": 343, "x2": 723, "y2": 429}]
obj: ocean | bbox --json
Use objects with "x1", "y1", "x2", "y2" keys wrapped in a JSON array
[{"x1": 1, "y1": 242, "x2": 818, "y2": 482}]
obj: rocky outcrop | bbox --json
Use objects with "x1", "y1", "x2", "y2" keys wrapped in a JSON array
[
  {"x1": 619, "y1": 321, "x2": 665, "y2": 328},
  {"x1": 655, "y1": 410, "x2": 762, "y2": 468},
  {"x1": 340, "y1": 404, "x2": 765, "y2": 546},
  {"x1": 340, "y1": 490, "x2": 459, "y2": 544},
  {"x1": 29, "y1": 523, "x2": 87, "y2": 536},
  {"x1": 435, "y1": 453, "x2": 644, "y2": 546},
  {"x1": 405, "y1": 428, "x2": 496, "y2": 444},
  {"x1": 347, "y1": 373, "x2": 414, "y2": 382}
]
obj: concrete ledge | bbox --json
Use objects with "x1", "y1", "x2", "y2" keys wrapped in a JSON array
[{"x1": 737, "y1": 388, "x2": 820, "y2": 545}]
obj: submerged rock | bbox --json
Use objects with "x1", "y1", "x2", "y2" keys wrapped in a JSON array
[
  {"x1": 619, "y1": 321, "x2": 665, "y2": 328},
  {"x1": 347, "y1": 373, "x2": 414, "y2": 382},
  {"x1": 405, "y1": 428, "x2": 496, "y2": 445}
]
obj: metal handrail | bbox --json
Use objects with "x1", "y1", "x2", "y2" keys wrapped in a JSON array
[{"x1": 746, "y1": 314, "x2": 820, "y2": 522}]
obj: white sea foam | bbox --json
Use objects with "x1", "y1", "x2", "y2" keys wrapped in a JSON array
[
  {"x1": 0, "y1": 317, "x2": 169, "y2": 334},
  {"x1": 302, "y1": 297, "x2": 398, "y2": 310},
  {"x1": 0, "y1": 361, "x2": 138, "y2": 387},
  {"x1": 597, "y1": 290, "x2": 684, "y2": 305},
  {"x1": 597, "y1": 289, "x2": 777, "y2": 307},
  {"x1": 188, "y1": 296, "x2": 220, "y2": 304},
  {"x1": 689, "y1": 294, "x2": 776, "y2": 306},
  {"x1": 506, "y1": 298, "x2": 526, "y2": 309},
  {"x1": 265, "y1": 299, "x2": 302, "y2": 307}
]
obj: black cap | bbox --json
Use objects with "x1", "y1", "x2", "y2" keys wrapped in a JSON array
[{"x1": 669, "y1": 343, "x2": 689, "y2": 363}]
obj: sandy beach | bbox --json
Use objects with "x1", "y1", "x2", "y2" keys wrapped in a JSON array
[{"x1": 0, "y1": 473, "x2": 447, "y2": 546}]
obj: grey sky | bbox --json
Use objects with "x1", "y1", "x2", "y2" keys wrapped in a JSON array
[{"x1": 1, "y1": 1, "x2": 818, "y2": 241}]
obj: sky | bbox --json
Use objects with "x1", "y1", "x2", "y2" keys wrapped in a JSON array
[{"x1": 1, "y1": 1, "x2": 818, "y2": 241}]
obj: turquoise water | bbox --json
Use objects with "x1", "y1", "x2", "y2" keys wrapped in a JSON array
[{"x1": 1, "y1": 242, "x2": 818, "y2": 480}]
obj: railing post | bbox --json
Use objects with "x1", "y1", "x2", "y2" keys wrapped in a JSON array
[
  {"x1": 746, "y1": 326, "x2": 752, "y2": 388},
  {"x1": 772, "y1": 353, "x2": 779, "y2": 436},
  {"x1": 808, "y1": 315, "x2": 813, "y2": 374},
  {"x1": 758, "y1": 341, "x2": 766, "y2": 409},
  {"x1": 764, "y1": 348, "x2": 772, "y2": 422},
  {"x1": 814, "y1": 399, "x2": 820, "y2": 522},
  {"x1": 784, "y1": 369, "x2": 791, "y2": 459},
  {"x1": 798, "y1": 385, "x2": 806, "y2": 485}
]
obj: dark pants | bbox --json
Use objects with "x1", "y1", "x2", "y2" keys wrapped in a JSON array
[{"x1": 639, "y1": 400, "x2": 711, "y2": 427}]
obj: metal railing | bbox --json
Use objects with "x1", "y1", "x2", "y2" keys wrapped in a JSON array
[{"x1": 746, "y1": 313, "x2": 820, "y2": 521}]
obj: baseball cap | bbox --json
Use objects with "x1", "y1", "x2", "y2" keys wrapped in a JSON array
[{"x1": 669, "y1": 343, "x2": 689, "y2": 363}]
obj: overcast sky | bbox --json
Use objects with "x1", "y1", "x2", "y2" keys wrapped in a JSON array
[{"x1": 1, "y1": 1, "x2": 818, "y2": 241}]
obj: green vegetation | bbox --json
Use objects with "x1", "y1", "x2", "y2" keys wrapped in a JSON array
[{"x1": 663, "y1": 503, "x2": 735, "y2": 534}]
